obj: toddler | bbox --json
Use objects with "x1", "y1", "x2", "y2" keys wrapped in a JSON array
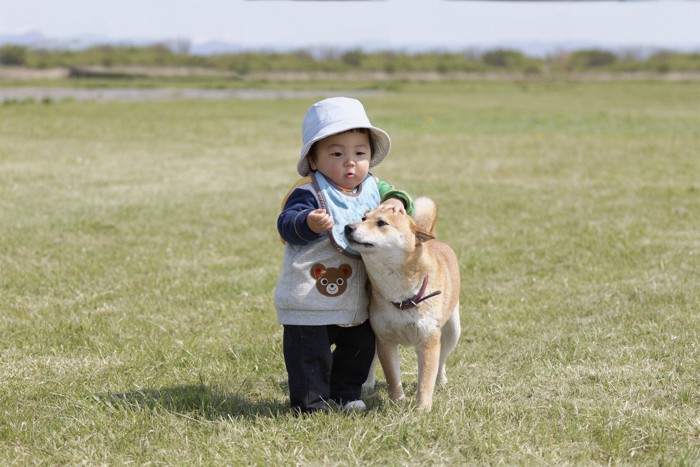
[{"x1": 274, "y1": 97, "x2": 413, "y2": 413}]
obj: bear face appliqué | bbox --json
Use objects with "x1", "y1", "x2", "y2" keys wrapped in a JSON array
[{"x1": 310, "y1": 263, "x2": 353, "y2": 297}]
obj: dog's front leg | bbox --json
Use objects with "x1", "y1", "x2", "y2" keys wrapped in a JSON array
[
  {"x1": 376, "y1": 340, "x2": 404, "y2": 402},
  {"x1": 362, "y1": 352, "x2": 378, "y2": 390},
  {"x1": 415, "y1": 332, "x2": 442, "y2": 412}
]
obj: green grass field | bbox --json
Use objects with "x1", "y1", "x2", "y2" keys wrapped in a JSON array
[{"x1": 1, "y1": 80, "x2": 699, "y2": 464}]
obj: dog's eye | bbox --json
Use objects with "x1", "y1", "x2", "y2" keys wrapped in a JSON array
[
  {"x1": 361, "y1": 216, "x2": 367, "y2": 221},
  {"x1": 377, "y1": 220, "x2": 388, "y2": 228}
]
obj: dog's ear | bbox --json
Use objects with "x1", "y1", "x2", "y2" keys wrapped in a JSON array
[{"x1": 415, "y1": 228, "x2": 435, "y2": 245}]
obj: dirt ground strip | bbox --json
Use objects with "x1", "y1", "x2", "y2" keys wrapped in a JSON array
[{"x1": 0, "y1": 87, "x2": 385, "y2": 103}]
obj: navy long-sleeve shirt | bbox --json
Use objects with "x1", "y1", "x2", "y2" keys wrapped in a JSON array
[{"x1": 278, "y1": 177, "x2": 413, "y2": 245}]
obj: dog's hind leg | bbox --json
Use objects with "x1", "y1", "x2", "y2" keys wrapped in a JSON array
[
  {"x1": 436, "y1": 304, "x2": 461, "y2": 386},
  {"x1": 377, "y1": 340, "x2": 405, "y2": 402}
]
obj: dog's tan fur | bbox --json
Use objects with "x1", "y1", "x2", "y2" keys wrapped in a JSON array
[{"x1": 345, "y1": 197, "x2": 460, "y2": 412}]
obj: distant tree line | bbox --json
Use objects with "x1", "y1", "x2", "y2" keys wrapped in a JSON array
[{"x1": 1, "y1": 44, "x2": 699, "y2": 74}]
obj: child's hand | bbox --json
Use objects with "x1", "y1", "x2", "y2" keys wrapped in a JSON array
[
  {"x1": 377, "y1": 198, "x2": 406, "y2": 215},
  {"x1": 307, "y1": 209, "x2": 334, "y2": 234}
]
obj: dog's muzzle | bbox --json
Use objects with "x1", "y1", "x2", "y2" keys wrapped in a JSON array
[
  {"x1": 344, "y1": 224, "x2": 371, "y2": 248},
  {"x1": 344, "y1": 224, "x2": 356, "y2": 237}
]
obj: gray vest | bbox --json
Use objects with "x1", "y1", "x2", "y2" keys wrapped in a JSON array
[{"x1": 274, "y1": 174, "x2": 380, "y2": 325}]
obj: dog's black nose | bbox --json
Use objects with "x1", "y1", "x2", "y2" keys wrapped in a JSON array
[{"x1": 344, "y1": 224, "x2": 356, "y2": 236}]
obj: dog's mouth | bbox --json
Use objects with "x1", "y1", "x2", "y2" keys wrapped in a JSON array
[
  {"x1": 345, "y1": 224, "x2": 374, "y2": 248},
  {"x1": 347, "y1": 237, "x2": 373, "y2": 249}
]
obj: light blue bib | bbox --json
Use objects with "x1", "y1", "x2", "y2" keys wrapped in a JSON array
[{"x1": 313, "y1": 172, "x2": 380, "y2": 258}]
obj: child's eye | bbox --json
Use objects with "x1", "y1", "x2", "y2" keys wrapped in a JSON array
[{"x1": 331, "y1": 152, "x2": 343, "y2": 157}]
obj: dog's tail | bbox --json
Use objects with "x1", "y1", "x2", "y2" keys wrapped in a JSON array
[{"x1": 412, "y1": 197, "x2": 437, "y2": 237}]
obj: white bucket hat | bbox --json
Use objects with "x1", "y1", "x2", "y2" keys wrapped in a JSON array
[{"x1": 297, "y1": 97, "x2": 391, "y2": 177}]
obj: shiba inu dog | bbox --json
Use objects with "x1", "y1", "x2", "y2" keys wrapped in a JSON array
[{"x1": 345, "y1": 197, "x2": 460, "y2": 412}]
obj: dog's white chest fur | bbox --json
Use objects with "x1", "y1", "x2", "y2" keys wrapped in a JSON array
[{"x1": 371, "y1": 302, "x2": 440, "y2": 346}]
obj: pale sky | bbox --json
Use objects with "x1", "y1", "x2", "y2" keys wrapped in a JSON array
[{"x1": 1, "y1": 0, "x2": 699, "y2": 53}]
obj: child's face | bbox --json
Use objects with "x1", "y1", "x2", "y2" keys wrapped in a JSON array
[{"x1": 309, "y1": 131, "x2": 371, "y2": 190}]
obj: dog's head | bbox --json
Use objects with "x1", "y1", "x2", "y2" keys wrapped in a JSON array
[{"x1": 344, "y1": 209, "x2": 434, "y2": 257}]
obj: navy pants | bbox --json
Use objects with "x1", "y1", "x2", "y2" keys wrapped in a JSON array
[{"x1": 283, "y1": 320, "x2": 375, "y2": 413}]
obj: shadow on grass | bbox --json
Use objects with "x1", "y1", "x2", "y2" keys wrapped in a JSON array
[{"x1": 95, "y1": 384, "x2": 289, "y2": 420}]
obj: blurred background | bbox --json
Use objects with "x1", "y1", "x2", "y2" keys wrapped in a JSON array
[{"x1": 1, "y1": 0, "x2": 699, "y2": 81}]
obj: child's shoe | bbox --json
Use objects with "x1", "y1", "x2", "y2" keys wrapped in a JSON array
[{"x1": 343, "y1": 400, "x2": 367, "y2": 412}]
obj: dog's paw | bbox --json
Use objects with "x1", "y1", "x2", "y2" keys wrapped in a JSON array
[
  {"x1": 388, "y1": 391, "x2": 406, "y2": 402},
  {"x1": 386, "y1": 395, "x2": 407, "y2": 408},
  {"x1": 416, "y1": 402, "x2": 433, "y2": 413}
]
